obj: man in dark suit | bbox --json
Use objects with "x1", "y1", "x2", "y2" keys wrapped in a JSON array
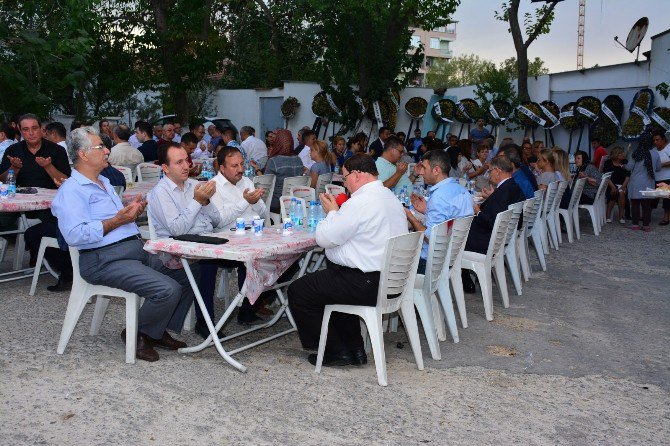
[
  {"x1": 368, "y1": 126, "x2": 390, "y2": 160},
  {"x1": 462, "y1": 155, "x2": 524, "y2": 292}
]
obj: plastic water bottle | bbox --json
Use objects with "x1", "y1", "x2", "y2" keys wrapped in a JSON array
[
  {"x1": 294, "y1": 201, "x2": 304, "y2": 229},
  {"x1": 307, "y1": 201, "x2": 318, "y2": 232},
  {"x1": 316, "y1": 201, "x2": 325, "y2": 223},
  {"x1": 333, "y1": 164, "x2": 340, "y2": 174},
  {"x1": 6, "y1": 169, "x2": 16, "y2": 198},
  {"x1": 403, "y1": 186, "x2": 411, "y2": 207},
  {"x1": 0, "y1": 182, "x2": 7, "y2": 200}
]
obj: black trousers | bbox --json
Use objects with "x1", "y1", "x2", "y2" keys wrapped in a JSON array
[
  {"x1": 288, "y1": 260, "x2": 379, "y2": 353},
  {"x1": 631, "y1": 199, "x2": 652, "y2": 227},
  {"x1": 24, "y1": 219, "x2": 72, "y2": 279}
]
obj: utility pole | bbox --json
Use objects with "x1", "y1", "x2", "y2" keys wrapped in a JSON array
[{"x1": 577, "y1": 0, "x2": 585, "y2": 69}]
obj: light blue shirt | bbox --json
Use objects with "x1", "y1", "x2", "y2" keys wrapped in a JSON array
[
  {"x1": 148, "y1": 177, "x2": 221, "y2": 238},
  {"x1": 52, "y1": 169, "x2": 139, "y2": 249},
  {"x1": 0, "y1": 139, "x2": 13, "y2": 161},
  {"x1": 422, "y1": 177, "x2": 473, "y2": 259},
  {"x1": 376, "y1": 156, "x2": 413, "y2": 191}
]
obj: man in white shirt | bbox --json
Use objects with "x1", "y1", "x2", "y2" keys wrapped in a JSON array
[
  {"x1": 172, "y1": 122, "x2": 182, "y2": 143},
  {"x1": 288, "y1": 153, "x2": 408, "y2": 367},
  {"x1": 148, "y1": 142, "x2": 231, "y2": 339},
  {"x1": 240, "y1": 126, "x2": 268, "y2": 169},
  {"x1": 209, "y1": 146, "x2": 267, "y2": 324},
  {"x1": 108, "y1": 124, "x2": 144, "y2": 174},
  {"x1": 191, "y1": 123, "x2": 214, "y2": 159},
  {"x1": 652, "y1": 130, "x2": 670, "y2": 225},
  {"x1": 297, "y1": 129, "x2": 317, "y2": 169},
  {"x1": 127, "y1": 120, "x2": 144, "y2": 148},
  {"x1": 44, "y1": 122, "x2": 70, "y2": 162},
  {"x1": 0, "y1": 123, "x2": 15, "y2": 161}
]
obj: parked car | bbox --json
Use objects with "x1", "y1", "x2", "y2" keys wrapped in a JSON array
[{"x1": 153, "y1": 115, "x2": 237, "y2": 136}]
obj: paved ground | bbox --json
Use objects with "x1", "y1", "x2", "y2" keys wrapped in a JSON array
[{"x1": 1, "y1": 212, "x2": 668, "y2": 445}]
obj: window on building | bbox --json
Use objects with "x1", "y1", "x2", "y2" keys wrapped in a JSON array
[
  {"x1": 429, "y1": 38, "x2": 440, "y2": 49},
  {"x1": 410, "y1": 35, "x2": 421, "y2": 48},
  {"x1": 425, "y1": 57, "x2": 433, "y2": 67}
]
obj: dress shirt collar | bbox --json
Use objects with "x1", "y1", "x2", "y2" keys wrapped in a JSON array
[
  {"x1": 429, "y1": 177, "x2": 456, "y2": 192},
  {"x1": 71, "y1": 168, "x2": 111, "y2": 188},
  {"x1": 215, "y1": 171, "x2": 236, "y2": 187},
  {"x1": 496, "y1": 176, "x2": 511, "y2": 188},
  {"x1": 163, "y1": 175, "x2": 190, "y2": 192}
]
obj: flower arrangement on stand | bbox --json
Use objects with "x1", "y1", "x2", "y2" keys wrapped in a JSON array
[
  {"x1": 590, "y1": 95, "x2": 624, "y2": 147},
  {"x1": 280, "y1": 97, "x2": 300, "y2": 128},
  {"x1": 622, "y1": 88, "x2": 654, "y2": 141}
]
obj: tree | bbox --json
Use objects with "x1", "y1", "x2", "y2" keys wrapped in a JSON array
[
  {"x1": 309, "y1": 0, "x2": 460, "y2": 126},
  {"x1": 498, "y1": 56, "x2": 549, "y2": 81},
  {"x1": 495, "y1": 0, "x2": 560, "y2": 101},
  {"x1": 474, "y1": 65, "x2": 517, "y2": 110},
  {"x1": 425, "y1": 54, "x2": 495, "y2": 90}
]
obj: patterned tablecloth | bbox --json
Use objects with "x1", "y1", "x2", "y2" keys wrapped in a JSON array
[
  {"x1": 0, "y1": 188, "x2": 57, "y2": 213},
  {"x1": 144, "y1": 229, "x2": 318, "y2": 303},
  {"x1": 121, "y1": 181, "x2": 156, "y2": 205}
]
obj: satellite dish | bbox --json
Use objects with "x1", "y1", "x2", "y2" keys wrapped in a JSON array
[{"x1": 614, "y1": 17, "x2": 649, "y2": 62}]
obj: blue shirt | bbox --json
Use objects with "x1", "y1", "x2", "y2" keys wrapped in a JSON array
[
  {"x1": 52, "y1": 169, "x2": 139, "y2": 249},
  {"x1": 423, "y1": 178, "x2": 473, "y2": 259},
  {"x1": 336, "y1": 150, "x2": 353, "y2": 167},
  {"x1": 512, "y1": 169, "x2": 535, "y2": 199},
  {"x1": 101, "y1": 165, "x2": 127, "y2": 188}
]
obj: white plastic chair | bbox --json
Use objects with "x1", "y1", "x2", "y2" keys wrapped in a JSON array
[
  {"x1": 558, "y1": 178, "x2": 586, "y2": 243},
  {"x1": 290, "y1": 186, "x2": 316, "y2": 203},
  {"x1": 547, "y1": 181, "x2": 568, "y2": 249},
  {"x1": 504, "y1": 201, "x2": 525, "y2": 296},
  {"x1": 281, "y1": 175, "x2": 310, "y2": 197},
  {"x1": 136, "y1": 162, "x2": 162, "y2": 183},
  {"x1": 518, "y1": 191, "x2": 545, "y2": 281},
  {"x1": 539, "y1": 181, "x2": 558, "y2": 254},
  {"x1": 325, "y1": 184, "x2": 346, "y2": 196},
  {"x1": 315, "y1": 172, "x2": 334, "y2": 196},
  {"x1": 57, "y1": 247, "x2": 141, "y2": 364},
  {"x1": 28, "y1": 236, "x2": 60, "y2": 295},
  {"x1": 460, "y1": 209, "x2": 513, "y2": 321},
  {"x1": 412, "y1": 221, "x2": 453, "y2": 360},
  {"x1": 253, "y1": 174, "x2": 276, "y2": 227},
  {"x1": 432, "y1": 216, "x2": 473, "y2": 334},
  {"x1": 113, "y1": 165, "x2": 133, "y2": 184},
  {"x1": 315, "y1": 232, "x2": 424, "y2": 387},
  {"x1": 577, "y1": 173, "x2": 611, "y2": 236}
]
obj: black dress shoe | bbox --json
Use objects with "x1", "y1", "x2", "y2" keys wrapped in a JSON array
[
  {"x1": 150, "y1": 331, "x2": 187, "y2": 350},
  {"x1": 194, "y1": 320, "x2": 225, "y2": 340},
  {"x1": 47, "y1": 275, "x2": 72, "y2": 292},
  {"x1": 237, "y1": 307, "x2": 263, "y2": 325},
  {"x1": 308, "y1": 351, "x2": 356, "y2": 367},
  {"x1": 350, "y1": 347, "x2": 368, "y2": 365},
  {"x1": 120, "y1": 329, "x2": 159, "y2": 362}
]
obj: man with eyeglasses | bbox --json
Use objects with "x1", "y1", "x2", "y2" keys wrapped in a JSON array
[
  {"x1": 288, "y1": 153, "x2": 408, "y2": 367},
  {"x1": 52, "y1": 127, "x2": 196, "y2": 362},
  {"x1": 375, "y1": 135, "x2": 419, "y2": 191}
]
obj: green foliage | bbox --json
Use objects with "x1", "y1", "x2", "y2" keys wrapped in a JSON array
[
  {"x1": 494, "y1": 1, "x2": 555, "y2": 41},
  {"x1": 656, "y1": 82, "x2": 670, "y2": 101},
  {"x1": 310, "y1": 0, "x2": 460, "y2": 126},
  {"x1": 426, "y1": 55, "x2": 495, "y2": 90},
  {"x1": 498, "y1": 57, "x2": 549, "y2": 79}
]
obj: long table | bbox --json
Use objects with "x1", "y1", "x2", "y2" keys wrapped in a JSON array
[{"x1": 144, "y1": 228, "x2": 318, "y2": 372}]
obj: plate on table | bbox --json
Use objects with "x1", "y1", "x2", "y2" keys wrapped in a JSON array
[{"x1": 641, "y1": 190, "x2": 670, "y2": 198}]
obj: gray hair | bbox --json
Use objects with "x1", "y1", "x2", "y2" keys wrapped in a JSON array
[
  {"x1": 490, "y1": 154, "x2": 514, "y2": 173},
  {"x1": 67, "y1": 126, "x2": 100, "y2": 164},
  {"x1": 240, "y1": 126, "x2": 255, "y2": 136}
]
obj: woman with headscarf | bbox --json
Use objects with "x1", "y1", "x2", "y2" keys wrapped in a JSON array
[
  {"x1": 626, "y1": 130, "x2": 661, "y2": 232},
  {"x1": 262, "y1": 129, "x2": 305, "y2": 213}
]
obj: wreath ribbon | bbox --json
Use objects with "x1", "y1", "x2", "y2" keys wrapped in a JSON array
[
  {"x1": 517, "y1": 105, "x2": 546, "y2": 126},
  {"x1": 433, "y1": 102, "x2": 452, "y2": 123},
  {"x1": 576, "y1": 106, "x2": 599, "y2": 122},
  {"x1": 601, "y1": 104, "x2": 621, "y2": 130},
  {"x1": 457, "y1": 101, "x2": 472, "y2": 122},
  {"x1": 489, "y1": 104, "x2": 503, "y2": 122},
  {"x1": 539, "y1": 104, "x2": 559, "y2": 127},
  {"x1": 632, "y1": 106, "x2": 651, "y2": 125},
  {"x1": 325, "y1": 94, "x2": 342, "y2": 117},
  {"x1": 650, "y1": 111, "x2": 670, "y2": 131},
  {"x1": 372, "y1": 101, "x2": 383, "y2": 127}
]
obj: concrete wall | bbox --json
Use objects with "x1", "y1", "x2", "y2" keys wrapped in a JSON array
[{"x1": 212, "y1": 82, "x2": 434, "y2": 141}]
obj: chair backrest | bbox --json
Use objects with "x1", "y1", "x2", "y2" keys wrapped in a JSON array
[
  {"x1": 377, "y1": 232, "x2": 424, "y2": 315},
  {"x1": 567, "y1": 178, "x2": 586, "y2": 210},
  {"x1": 253, "y1": 174, "x2": 276, "y2": 223},
  {"x1": 594, "y1": 172, "x2": 612, "y2": 201},
  {"x1": 518, "y1": 197, "x2": 536, "y2": 236},
  {"x1": 315, "y1": 172, "x2": 334, "y2": 195},
  {"x1": 290, "y1": 186, "x2": 316, "y2": 202},
  {"x1": 136, "y1": 163, "x2": 162, "y2": 183},
  {"x1": 448, "y1": 215, "x2": 474, "y2": 268},
  {"x1": 541, "y1": 181, "x2": 558, "y2": 218},
  {"x1": 526, "y1": 189, "x2": 544, "y2": 234},
  {"x1": 112, "y1": 185, "x2": 125, "y2": 198},
  {"x1": 551, "y1": 181, "x2": 568, "y2": 213},
  {"x1": 485, "y1": 209, "x2": 513, "y2": 260},
  {"x1": 504, "y1": 201, "x2": 524, "y2": 247},
  {"x1": 279, "y1": 195, "x2": 307, "y2": 222},
  {"x1": 68, "y1": 246, "x2": 84, "y2": 286},
  {"x1": 325, "y1": 184, "x2": 346, "y2": 196},
  {"x1": 113, "y1": 165, "x2": 133, "y2": 184},
  {"x1": 281, "y1": 175, "x2": 310, "y2": 197},
  {"x1": 598, "y1": 155, "x2": 609, "y2": 172},
  {"x1": 423, "y1": 221, "x2": 451, "y2": 296}
]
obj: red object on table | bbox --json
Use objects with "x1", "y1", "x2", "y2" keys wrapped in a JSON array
[{"x1": 335, "y1": 193, "x2": 349, "y2": 206}]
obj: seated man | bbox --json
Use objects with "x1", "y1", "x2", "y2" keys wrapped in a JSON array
[
  {"x1": 52, "y1": 127, "x2": 195, "y2": 362},
  {"x1": 405, "y1": 150, "x2": 473, "y2": 273},
  {"x1": 210, "y1": 146, "x2": 267, "y2": 324},
  {"x1": 135, "y1": 121, "x2": 158, "y2": 162},
  {"x1": 288, "y1": 154, "x2": 408, "y2": 367},
  {"x1": 462, "y1": 156, "x2": 524, "y2": 292},
  {"x1": 497, "y1": 144, "x2": 536, "y2": 199},
  {"x1": 108, "y1": 124, "x2": 144, "y2": 174},
  {"x1": 375, "y1": 135, "x2": 419, "y2": 192},
  {"x1": 179, "y1": 132, "x2": 202, "y2": 177},
  {"x1": 148, "y1": 142, "x2": 227, "y2": 339}
]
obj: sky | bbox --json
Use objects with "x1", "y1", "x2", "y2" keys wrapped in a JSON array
[{"x1": 451, "y1": 0, "x2": 670, "y2": 73}]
